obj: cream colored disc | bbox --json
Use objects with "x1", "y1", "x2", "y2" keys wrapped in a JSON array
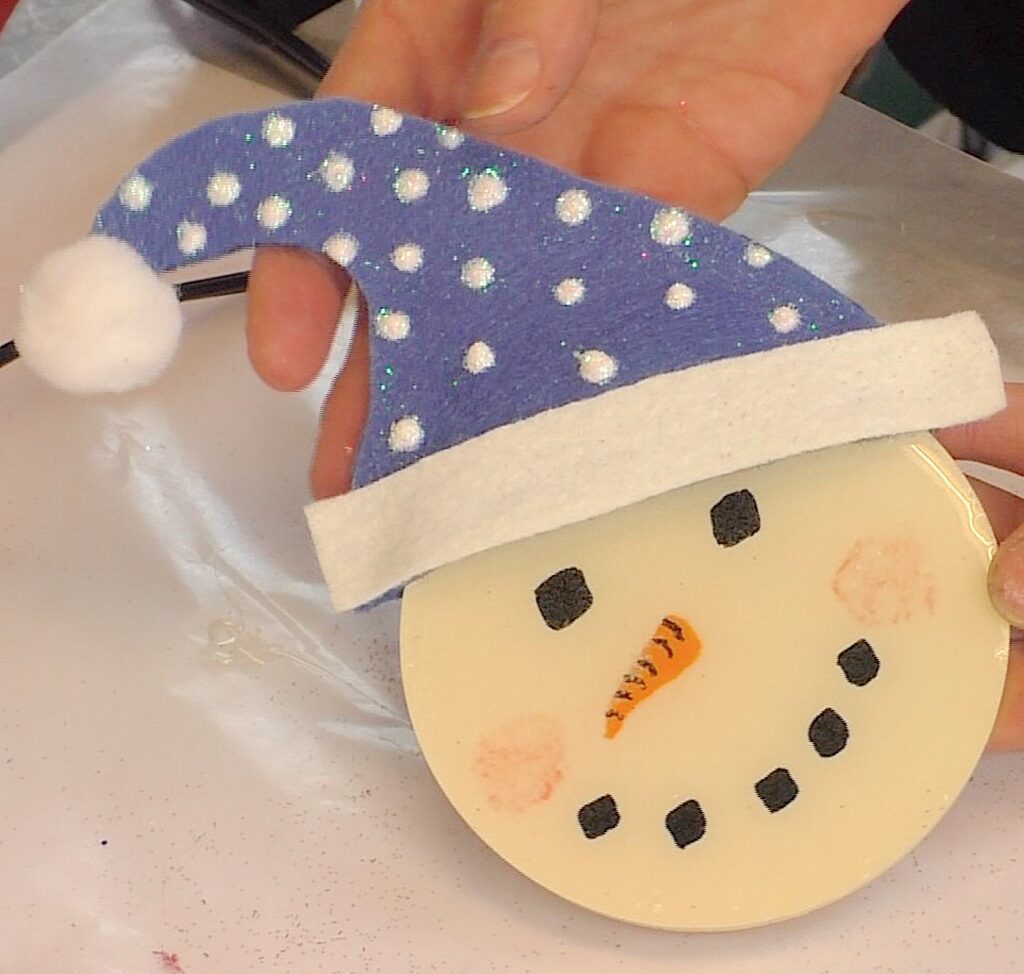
[{"x1": 400, "y1": 434, "x2": 1008, "y2": 931}]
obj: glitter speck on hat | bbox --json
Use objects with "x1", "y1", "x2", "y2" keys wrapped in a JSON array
[
  {"x1": 119, "y1": 174, "x2": 153, "y2": 212},
  {"x1": 323, "y1": 232, "x2": 359, "y2": 266},
  {"x1": 389, "y1": 415, "x2": 424, "y2": 453},
  {"x1": 394, "y1": 169, "x2": 430, "y2": 203},
  {"x1": 650, "y1": 208, "x2": 690, "y2": 246},
  {"x1": 665, "y1": 283, "x2": 696, "y2": 310},
  {"x1": 257, "y1": 195, "x2": 292, "y2": 231},
  {"x1": 745, "y1": 243, "x2": 774, "y2": 269},
  {"x1": 376, "y1": 310, "x2": 411, "y2": 341},
  {"x1": 262, "y1": 112, "x2": 295, "y2": 148},
  {"x1": 207, "y1": 172, "x2": 241, "y2": 206},
  {"x1": 436, "y1": 124, "x2": 464, "y2": 149},
  {"x1": 391, "y1": 243, "x2": 424, "y2": 273},
  {"x1": 555, "y1": 189, "x2": 591, "y2": 226},
  {"x1": 576, "y1": 349, "x2": 618, "y2": 385},
  {"x1": 176, "y1": 221, "x2": 206, "y2": 256},
  {"x1": 554, "y1": 278, "x2": 586, "y2": 306},
  {"x1": 371, "y1": 106, "x2": 403, "y2": 136},
  {"x1": 464, "y1": 341, "x2": 496, "y2": 374},
  {"x1": 467, "y1": 172, "x2": 508, "y2": 212},
  {"x1": 770, "y1": 304, "x2": 801, "y2": 333},
  {"x1": 320, "y1": 152, "x2": 355, "y2": 192},
  {"x1": 462, "y1": 257, "x2": 495, "y2": 291}
]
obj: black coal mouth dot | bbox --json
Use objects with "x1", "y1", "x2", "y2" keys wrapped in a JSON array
[
  {"x1": 578, "y1": 794, "x2": 620, "y2": 839},
  {"x1": 576, "y1": 638, "x2": 879, "y2": 845},
  {"x1": 665, "y1": 798, "x2": 707, "y2": 849},
  {"x1": 809, "y1": 707, "x2": 850, "y2": 758}
]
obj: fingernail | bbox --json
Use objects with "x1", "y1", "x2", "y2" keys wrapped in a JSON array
[
  {"x1": 463, "y1": 39, "x2": 540, "y2": 121},
  {"x1": 988, "y1": 529, "x2": 1024, "y2": 628}
]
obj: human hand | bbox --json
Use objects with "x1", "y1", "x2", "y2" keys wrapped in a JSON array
[
  {"x1": 246, "y1": 0, "x2": 909, "y2": 498},
  {"x1": 937, "y1": 384, "x2": 1024, "y2": 752}
]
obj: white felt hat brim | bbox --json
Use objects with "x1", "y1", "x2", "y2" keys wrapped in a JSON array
[{"x1": 306, "y1": 311, "x2": 1004, "y2": 613}]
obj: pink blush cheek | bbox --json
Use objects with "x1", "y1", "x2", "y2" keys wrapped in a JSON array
[
  {"x1": 831, "y1": 537, "x2": 936, "y2": 625},
  {"x1": 473, "y1": 715, "x2": 566, "y2": 813}
]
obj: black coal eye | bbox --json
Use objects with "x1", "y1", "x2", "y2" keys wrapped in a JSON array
[
  {"x1": 535, "y1": 567, "x2": 593, "y2": 630},
  {"x1": 755, "y1": 767, "x2": 799, "y2": 813},
  {"x1": 837, "y1": 639, "x2": 880, "y2": 686},
  {"x1": 808, "y1": 707, "x2": 849, "y2": 758},
  {"x1": 710, "y1": 489, "x2": 760, "y2": 547}
]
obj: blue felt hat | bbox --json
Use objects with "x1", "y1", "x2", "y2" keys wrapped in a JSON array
[{"x1": 16, "y1": 99, "x2": 1005, "y2": 609}]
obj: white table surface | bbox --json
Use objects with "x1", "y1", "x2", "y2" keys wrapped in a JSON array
[{"x1": 1, "y1": 3, "x2": 1023, "y2": 972}]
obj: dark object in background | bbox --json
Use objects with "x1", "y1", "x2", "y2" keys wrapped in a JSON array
[
  {"x1": 232, "y1": 0, "x2": 339, "y2": 30},
  {"x1": 179, "y1": 0, "x2": 340, "y2": 81},
  {"x1": 887, "y1": 0, "x2": 1024, "y2": 153}
]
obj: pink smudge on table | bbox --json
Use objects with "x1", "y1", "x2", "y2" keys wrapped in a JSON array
[
  {"x1": 153, "y1": 950, "x2": 184, "y2": 973},
  {"x1": 832, "y1": 537, "x2": 935, "y2": 625},
  {"x1": 474, "y1": 715, "x2": 565, "y2": 812}
]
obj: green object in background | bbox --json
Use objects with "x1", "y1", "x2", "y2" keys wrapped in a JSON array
[{"x1": 847, "y1": 42, "x2": 940, "y2": 128}]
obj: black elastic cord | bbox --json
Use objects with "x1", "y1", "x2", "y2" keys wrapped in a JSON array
[{"x1": 176, "y1": 270, "x2": 251, "y2": 302}]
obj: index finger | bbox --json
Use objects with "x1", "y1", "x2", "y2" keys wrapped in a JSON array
[
  {"x1": 937, "y1": 382, "x2": 1024, "y2": 477},
  {"x1": 246, "y1": 0, "x2": 479, "y2": 392}
]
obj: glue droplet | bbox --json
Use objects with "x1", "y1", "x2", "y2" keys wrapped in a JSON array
[
  {"x1": 208, "y1": 619, "x2": 241, "y2": 646},
  {"x1": 206, "y1": 619, "x2": 274, "y2": 667}
]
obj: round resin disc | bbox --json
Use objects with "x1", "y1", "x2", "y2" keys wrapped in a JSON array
[{"x1": 400, "y1": 434, "x2": 1008, "y2": 931}]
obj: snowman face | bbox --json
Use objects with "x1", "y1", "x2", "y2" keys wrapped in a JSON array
[{"x1": 400, "y1": 434, "x2": 1007, "y2": 931}]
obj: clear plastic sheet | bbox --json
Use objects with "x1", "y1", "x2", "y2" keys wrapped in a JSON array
[{"x1": 1, "y1": 4, "x2": 1023, "y2": 971}]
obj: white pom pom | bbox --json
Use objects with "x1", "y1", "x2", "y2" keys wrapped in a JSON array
[{"x1": 16, "y1": 236, "x2": 182, "y2": 394}]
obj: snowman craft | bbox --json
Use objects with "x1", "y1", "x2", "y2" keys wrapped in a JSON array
[{"x1": 16, "y1": 99, "x2": 1010, "y2": 930}]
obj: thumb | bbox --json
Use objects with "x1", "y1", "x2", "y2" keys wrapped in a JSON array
[
  {"x1": 989, "y1": 522, "x2": 1024, "y2": 628},
  {"x1": 462, "y1": 0, "x2": 600, "y2": 134}
]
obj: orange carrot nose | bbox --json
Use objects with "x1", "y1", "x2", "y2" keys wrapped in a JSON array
[{"x1": 604, "y1": 615, "x2": 702, "y2": 739}]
